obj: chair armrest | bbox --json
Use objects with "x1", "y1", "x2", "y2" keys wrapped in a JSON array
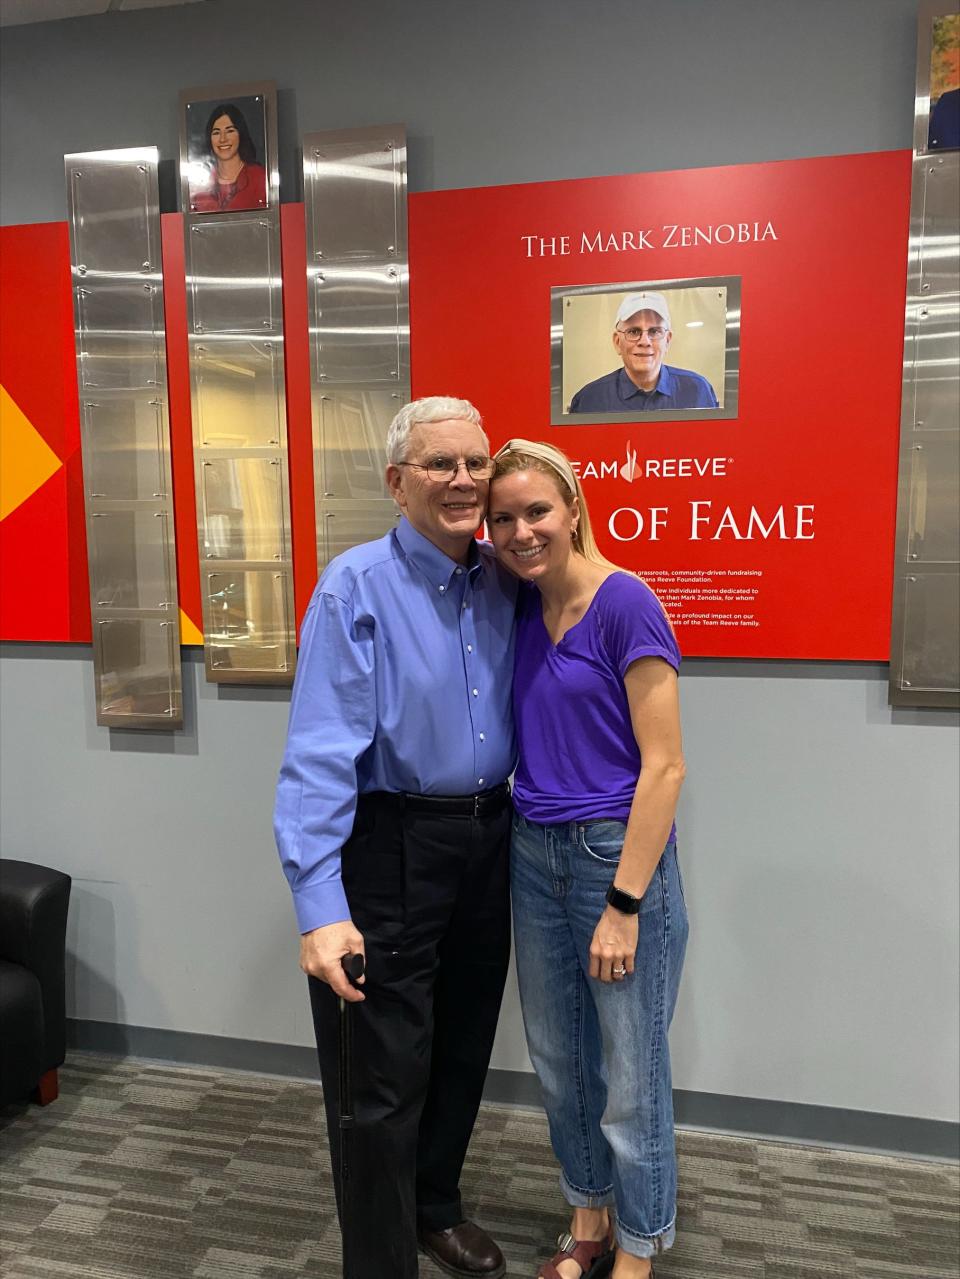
[{"x1": 0, "y1": 860, "x2": 71, "y2": 1069}]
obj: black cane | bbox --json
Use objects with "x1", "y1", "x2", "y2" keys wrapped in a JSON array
[{"x1": 338, "y1": 951, "x2": 365, "y2": 1277}]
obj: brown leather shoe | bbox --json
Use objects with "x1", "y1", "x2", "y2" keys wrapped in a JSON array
[{"x1": 418, "y1": 1220, "x2": 506, "y2": 1278}]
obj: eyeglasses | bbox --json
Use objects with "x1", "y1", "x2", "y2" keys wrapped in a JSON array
[
  {"x1": 397, "y1": 454, "x2": 496, "y2": 482},
  {"x1": 616, "y1": 325, "x2": 667, "y2": 342}
]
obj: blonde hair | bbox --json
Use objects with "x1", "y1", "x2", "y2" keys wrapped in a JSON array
[{"x1": 492, "y1": 438, "x2": 621, "y2": 572}]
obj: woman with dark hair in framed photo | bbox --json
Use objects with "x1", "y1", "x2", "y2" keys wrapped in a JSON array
[{"x1": 190, "y1": 102, "x2": 267, "y2": 213}]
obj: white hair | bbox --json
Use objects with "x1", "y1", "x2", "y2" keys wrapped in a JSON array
[{"x1": 385, "y1": 396, "x2": 487, "y2": 464}]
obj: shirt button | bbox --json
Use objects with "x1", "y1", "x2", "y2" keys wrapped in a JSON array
[
  {"x1": 461, "y1": 602, "x2": 467, "y2": 610},
  {"x1": 455, "y1": 567, "x2": 463, "y2": 575},
  {"x1": 467, "y1": 644, "x2": 473, "y2": 653},
  {"x1": 438, "y1": 585, "x2": 445, "y2": 593},
  {"x1": 479, "y1": 733, "x2": 485, "y2": 742},
  {"x1": 478, "y1": 778, "x2": 484, "y2": 786},
  {"x1": 472, "y1": 688, "x2": 478, "y2": 697}
]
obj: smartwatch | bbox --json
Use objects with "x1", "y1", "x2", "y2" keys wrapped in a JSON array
[{"x1": 605, "y1": 883, "x2": 641, "y2": 915}]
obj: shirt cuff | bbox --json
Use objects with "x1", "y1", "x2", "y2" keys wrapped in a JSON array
[{"x1": 293, "y1": 879, "x2": 352, "y2": 935}]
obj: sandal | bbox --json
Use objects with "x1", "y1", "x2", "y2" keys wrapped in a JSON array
[{"x1": 538, "y1": 1229, "x2": 615, "y2": 1279}]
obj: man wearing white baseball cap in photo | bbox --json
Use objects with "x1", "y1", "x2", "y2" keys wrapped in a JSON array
[{"x1": 569, "y1": 289, "x2": 719, "y2": 414}]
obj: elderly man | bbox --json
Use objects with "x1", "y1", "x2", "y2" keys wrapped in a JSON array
[
  {"x1": 570, "y1": 290, "x2": 718, "y2": 413},
  {"x1": 274, "y1": 396, "x2": 515, "y2": 1279}
]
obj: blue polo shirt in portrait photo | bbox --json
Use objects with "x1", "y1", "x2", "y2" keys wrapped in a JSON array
[{"x1": 569, "y1": 364, "x2": 719, "y2": 413}]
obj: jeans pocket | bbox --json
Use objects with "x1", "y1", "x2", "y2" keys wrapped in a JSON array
[{"x1": 578, "y1": 820, "x2": 626, "y2": 863}]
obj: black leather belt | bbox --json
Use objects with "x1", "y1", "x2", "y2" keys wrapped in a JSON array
[{"x1": 399, "y1": 781, "x2": 511, "y2": 818}]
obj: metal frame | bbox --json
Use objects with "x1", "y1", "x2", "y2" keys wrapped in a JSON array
[
  {"x1": 303, "y1": 124, "x2": 409, "y2": 575},
  {"x1": 65, "y1": 146, "x2": 183, "y2": 729},
  {"x1": 180, "y1": 83, "x2": 296, "y2": 685},
  {"x1": 550, "y1": 275, "x2": 741, "y2": 426},
  {"x1": 889, "y1": 3, "x2": 960, "y2": 709}
]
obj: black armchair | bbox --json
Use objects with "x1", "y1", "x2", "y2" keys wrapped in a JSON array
[{"x1": 0, "y1": 860, "x2": 71, "y2": 1106}]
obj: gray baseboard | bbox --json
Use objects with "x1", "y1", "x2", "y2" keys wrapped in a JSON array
[{"x1": 66, "y1": 1019, "x2": 959, "y2": 1162}]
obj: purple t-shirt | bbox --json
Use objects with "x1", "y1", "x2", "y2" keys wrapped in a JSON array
[{"x1": 512, "y1": 572, "x2": 681, "y2": 826}]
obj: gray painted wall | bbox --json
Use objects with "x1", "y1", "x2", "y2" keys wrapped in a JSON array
[{"x1": 2, "y1": 0, "x2": 958, "y2": 1126}]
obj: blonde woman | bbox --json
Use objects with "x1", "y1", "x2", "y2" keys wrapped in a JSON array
[{"x1": 489, "y1": 440, "x2": 688, "y2": 1279}]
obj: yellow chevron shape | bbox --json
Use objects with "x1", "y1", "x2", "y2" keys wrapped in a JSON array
[
  {"x1": 0, "y1": 383, "x2": 63, "y2": 521},
  {"x1": 179, "y1": 609, "x2": 203, "y2": 645}
]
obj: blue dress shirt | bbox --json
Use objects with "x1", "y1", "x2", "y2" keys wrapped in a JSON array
[
  {"x1": 274, "y1": 518, "x2": 518, "y2": 933},
  {"x1": 569, "y1": 364, "x2": 719, "y2": 413}
]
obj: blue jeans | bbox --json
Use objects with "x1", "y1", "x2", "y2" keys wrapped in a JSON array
[{"x1": 511, "y1": 812, "x2": 689, "y2": 1259}]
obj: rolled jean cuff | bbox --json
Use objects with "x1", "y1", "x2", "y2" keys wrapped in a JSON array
[
  {"x1": 559, "y1": 1169, "x2": 614, "y2": 1211},
  {"x1": 614, "y1": 1213, "x2": 677, "y2": 1259}
]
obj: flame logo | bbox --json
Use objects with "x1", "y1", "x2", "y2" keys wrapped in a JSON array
[{"x1": 622, "y1": 442, "x2": 638, "y2": 483}]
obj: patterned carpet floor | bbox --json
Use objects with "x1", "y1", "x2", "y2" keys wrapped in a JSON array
[{"x1": 0, "y1": 1054, "x2": 957, "y2": 1278}]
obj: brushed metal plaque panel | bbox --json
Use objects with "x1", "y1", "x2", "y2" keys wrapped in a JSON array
[
  {"x1": 906, "y1": 431, "x2": 960, "y2": 564},
  {"x1": 307, "y1": 136, "x2": 404, "y2": 262},
  {"x1": 312, "y1": 268, "x2": 403, "y2": 383},
  {"x1": 82, "y1": 397, "x2": 166, "y2": 500},
  {"x1": 194, "y1": 338, "x2": 284, "y2": 448},
  {"x1": 200, "y1": 456, "x2": 286, "y2": 561},
  {"x1": 70, "y1": 157, "x2": 157, "y2": 274},
  {"x1": 189, "y1": 216, "x2": 278, "y2": 334},
  {"x1": 96, "y1": 617, "x2": 180, "y2": 721},
  {"x1": 88, "y1": 508, "x2": 173, "y2": 611},
  {"x1": 303, "y1": 124, "x2": 410, "y2": 580},
  {"x1": 77, "y1": 283, "x2": 163, "y2": 390},
  {"x1": 890, "y1": 4, "x2": 960, "y2": 708},
  {"x1": 319, "y1": 501, "x2": 401, "y2": 572},
  {"x1": 899, "y1": 573, "x2": 960, "y2": 692},
  {"x1": 206, "y1": 569, "x2": 293, "y2": 675},
  {"x1": 315, "y1": 389, "x2": 399, "y2": 500},
  {"x1": 66, "y1": 146, "x2": 182, "y2": 729}
]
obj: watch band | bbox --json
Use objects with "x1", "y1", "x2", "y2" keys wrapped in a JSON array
[{"x1": 605, "y1": 883, "x2": 641, "y2": 915}]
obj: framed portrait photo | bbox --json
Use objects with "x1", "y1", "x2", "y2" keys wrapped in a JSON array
[
  {"x1": 550, "y1": 276, "x2": 741, "y2": 426},
  {"x1": 180, "y1": 83, "x2": 276, "y2": 214}
]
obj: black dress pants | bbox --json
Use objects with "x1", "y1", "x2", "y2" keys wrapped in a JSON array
[{"x1": 309, "y1": 789, "x2": 512, "y2": 1279}]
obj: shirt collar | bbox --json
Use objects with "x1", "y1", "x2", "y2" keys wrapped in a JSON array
[
  {"x1": 396, "y1": 516, "x2": 482, "y2": 590},
  {"x1": 616, "y1": 363, "x2": 674, "y2": 401}
]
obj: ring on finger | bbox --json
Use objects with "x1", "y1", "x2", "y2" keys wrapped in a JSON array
[{"x1": 612, "y1": 964, "x2": 627, "y2": 977}]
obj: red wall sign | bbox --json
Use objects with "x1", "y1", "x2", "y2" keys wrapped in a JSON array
[
  {"x1": 1, "y1": 152, "x2": 911, "y2": 659},
  {"x1": 408, "y1": 151, "x2": 912, "y2": 659}
]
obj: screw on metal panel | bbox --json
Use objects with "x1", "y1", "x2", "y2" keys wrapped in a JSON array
[
  {"x1": 387, "y1": 245, "x2": 396, "y2": 254},
  {"x1": 271, "y1": 459, "x2": 281, "y2": 465},
  {"x1": 262, "y1": 319, "x2": 271, "y2": 327},
  {"x1": 274, "y1": 574, "x2": 282, "y2": 579},
  {"x1": 907, "y1": 576, "x2": 917, "y2": 582},
  {"x1": 919, "y1": 308, "x2": 929, "y2": 318},
  {"x1": 76, "y1": 171, "x2": 82, "y2": 178},
  {"x1": 921, "y1": 282, "x2": 930, "y2": 292},
  {"x1": 387, "y1": 268, "x2": 398, "y2": 279},
  {"x1": 326, "y1": 512, "x2": 335, "y2": 518},
  {"x1": 203, "y1": 460, "x2": 212, "y2": 467},
  {"x1": 137, "y1": 165, "x2": 147, "y2": 173},
  {"x1": 385, "y1": 144, "x2": 393, "y2": 151},
  {"x1": 77, "y1": 265, "x2": 87, "y2": 275},
  {"x1": 903, "y1": 680, "x2": 912, "y2": 688},
  {"x1": 323, "y1": 490, "x2": 334, "y2": 497},
  {"x1": 314, "y1": 148, "x2": 321, "y2": 158},
  {"x1": 91, "y1": 512, "x2": 104, "y2": 517},
  {"x1": 915, "y1": 444, "x2": 924, "y2": 450},
  {"x1": 143, "y1": 284, "x2": 153, "y2": 294},
  {"x1": 910, "y1": 553, "x2": 919, "y2": 559},
  {"x1": 154, "y1": 512, "x2": 165, "y2": 518}
]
